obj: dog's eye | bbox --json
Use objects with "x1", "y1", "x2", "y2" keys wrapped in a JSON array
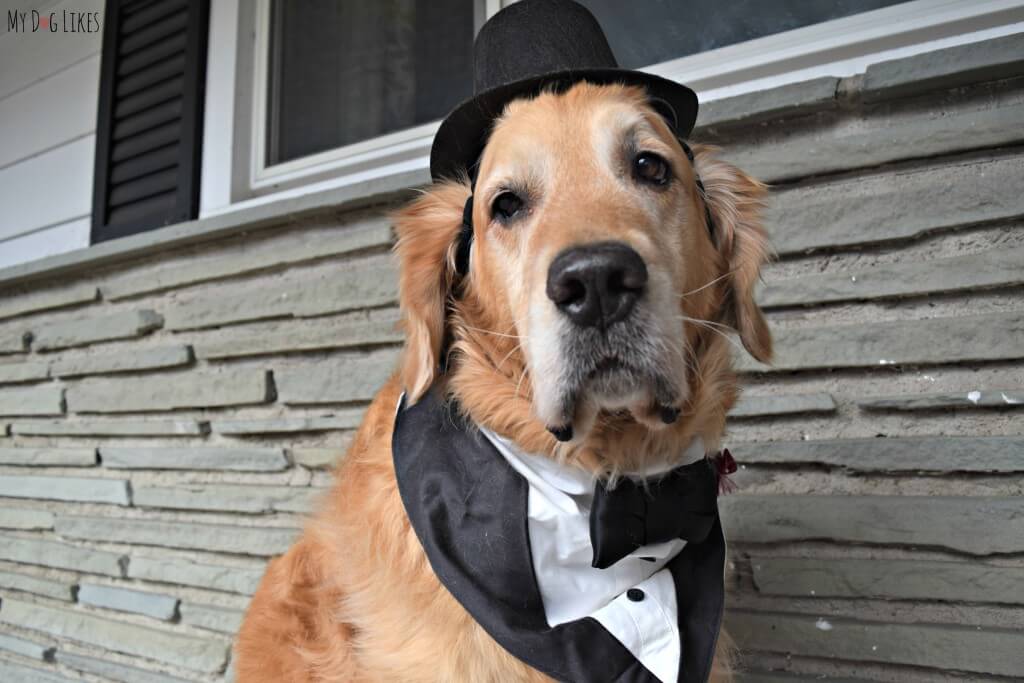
[
  {"x1": 492, "y1": 192, "x2": 524, "y2": 222},
  {"x1": 633, "y1": 152, "x2": 671, "y2": 186}
]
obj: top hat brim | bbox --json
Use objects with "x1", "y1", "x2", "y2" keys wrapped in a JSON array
[{"x1": 429, "y1": 68, "x2": 698, "y2": 181}]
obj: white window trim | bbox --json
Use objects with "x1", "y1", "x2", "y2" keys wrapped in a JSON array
[{"x1": 200, "y1": 0, "x2": 1024, "y2": 218}]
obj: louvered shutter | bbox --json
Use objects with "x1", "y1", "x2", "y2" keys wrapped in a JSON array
[{"x1": 92, "y1": 0, "x2": 210, "y2": 243}]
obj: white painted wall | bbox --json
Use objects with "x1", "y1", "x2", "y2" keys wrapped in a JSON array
[{"x1": 0, "y1": 0, "x2": 102, "y2": 269}]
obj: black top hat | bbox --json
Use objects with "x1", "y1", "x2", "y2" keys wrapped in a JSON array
[{"x1": 430, "y1": 0, "x2": 698, "y2": 181}]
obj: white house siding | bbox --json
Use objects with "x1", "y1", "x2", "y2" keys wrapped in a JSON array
[
  {"x1": 0, "y1": 34, "x2": 1021, "y2": 681},
  {"x1": 0, "y1": 0, "x2": 102, "y2": 269}
]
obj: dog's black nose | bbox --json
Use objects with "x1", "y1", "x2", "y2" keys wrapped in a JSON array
[{"x1": 546, "y1": 242, "x2": 647, "y2": 328}]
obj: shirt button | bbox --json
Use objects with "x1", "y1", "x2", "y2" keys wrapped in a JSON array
[{"x1": 626, "y1": 588, "x2": 645, "y2": 602}]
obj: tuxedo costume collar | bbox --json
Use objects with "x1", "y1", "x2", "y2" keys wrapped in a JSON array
[{"x1": 393, "y1": 386, "x2": 726, "y2": 682}]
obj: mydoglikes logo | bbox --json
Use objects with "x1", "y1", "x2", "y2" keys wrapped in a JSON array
[{"x1": 7, "y1": 9, "x2": 101, "y2": 33}]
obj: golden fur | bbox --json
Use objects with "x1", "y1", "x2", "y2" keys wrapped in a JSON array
[{"x1": 235, "y1": 83, "x2": 771, "y2": 682}]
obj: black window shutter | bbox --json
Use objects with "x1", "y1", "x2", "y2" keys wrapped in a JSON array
[{"x1": 92, "y1": 0, "x2": 210, "y2": 243}]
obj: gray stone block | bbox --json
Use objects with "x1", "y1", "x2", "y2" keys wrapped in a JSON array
[
  {"x1": 78, "y1": 583, "x2": 180, "y2": 621},
  {"x1": 56, "y1": 516, "x2": 300, "y2": 556},
  {"x1": 66, "y1": 368, "x2": 272, "y2": 413},
  {"x1": 180, "y1": 602, "x2": 245, "y2": 633},
  {"x1": 0, "y1": 384, "x2": 64, "y2": 416},
  {"x1": 277, "y1": 350, "x2": 398, "y2": 405},
  {"x1": 101, "y1": 446, "x2": 288, "y2": 471},
  {"x1": 0, "y1": 283, "x2": 97, "y2": 321},
  {"x1": 766, "y1": 154, "x2": 1024, "y2": 255},
  {"x1": 57, "y1": 652, "x2": 193, "y2": 683},
  {"x1": 103, "y1": 216, "x2": 393, "y2": 300},
  {"x1": 50, "y1": 344, "x2": 193, "y2": 377},
  {"x1": 737, "y1": 674, "x2": 866, "y2": 683},
  {"x1": 133, "y1": 483, "x2": 319, "y2": 514},
  {"x1": 729, "y1": 102, "x2": 1024, "y2": 184},
  {"x1": 212, "y1": 411, "x2": 364, "y2": 434},
  {"x1": 165, "y1": 256, "x2": 398, "y2": 331},
  {"x1": 0, "y1": 597, "x2": 228, "y2": 673},
  {"x1": 0, "y1": 569, "x2": 75, "y2": 601},
  {"x1": 697, "y1": 77, "x2": 839, "y2": 129},
  {"x1": 0, "y1": 507, "x2": 55, "y2": 530},
  {"x1": 721, "y1": 495, "x2": 1023, "y2": 555},
  {"x1": 0, "y1": 633, "x2": 55, "y2": 660},
  {"x1": 759, "y1": 246, "x2": 1024, "y2": 308},
  {"x1": 0, "y1": 447, "x2": 96, "y2": 466},
  {"x1": 291, "y1": 444, "x2": 351, "y2": 469},
  {"x1": 731, "y1": 436, "x2": 1024, "y2": 473},
  {"x1": 737, "y1": 312, "x2": 1024, "y2": 372},
  {"x1": 0, "y1": 475, "x2": 129, "y2": 505},
  {"x1": 195, "y1": 316, "x2": 402, "y2": 359},
  {"x1": 729, "y1": 393, "x2": 835, "y2": 418},
  {"x1": 0, "y1": 659, "x2": 76, "y2": 683},
  {"x1": 858, "y1": 389, "x2": 1024, "y2": 411},
  {"x1": 127, "y1": 554, "x2": 265, "y2": 595},
  {"x1": 33, "y1": 309, "x2": 163, "y2": 351},
  {"x1": 751, "y1": 556, "x2": 1024, "y2": 605},
  {"x1": 0, "y1": 534, "x2": 125, "y2": 576},
  {"x1": 0, "y1": 360, "x2": 49, "y2": 384},
  {"x1": 862, "y1": 33, "x2": 1024, "y2": 102},
  {"x1": 0, "y1": 327, "x2": 30, "y2": 354},
  {"x1": 11, "y1": 419, "x2": 205, "y2": 436},
  {"x1": 727, "y1": 610, "x2": 1024, "y2": 677}
]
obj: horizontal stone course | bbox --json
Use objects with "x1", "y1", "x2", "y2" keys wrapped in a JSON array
[
  {"x1": 11, "y1": 419, "x2": 205, "y2": 436},
  {"x1": 858, "y1": 389, "x2": 1024, "y2": 411},
  {"x1": 127, "y1": 554, "x2": 265, "y2": 595},
  {"x1": 751, "y1": 556, "x2": 1024, "y2": 605},
  {"x1": 212, "y1": 412, "x2": 363, "y2": 434},
  {"x1": 66, "y1": 368, "x2": 272, "y2": 413},
  {"x1": 0, "y1": 508, "x2": 55, "y2": 530},
  {"x1": 727, "y1": 610, "x2": 1024, "y2": 677},
  {"x1": 765, "y1": 154, "x2": 1024, "y2": 255},
  {"x1": 0, "y1": 384, "x2": 64, "y2": 416},
  {"x1": 276, "y1": 350, "x2": 398, "y2": 405},
  {"x1": 0, "y1": 283, "x2": 97, "y2": 321},
  {"x1": 291, "y1": 445, "x2": 349, "y2": 470},
  {"x1": 132, "y1": 483, "x2": 319, "y2": 514},
  {"x1": 0, "y1": 327, "x2": 29, "y2": 354},
  {"x1": 729, "y1": 393, "x2": 835, "y2": 418},
  {"x1": 56, "y1": 652, "x2": 194, "y2": 683},
  {"x1": 78, "y1": 583, "x2": 180, "y2": 621},
  {"x1": 180, "y1": 602, "x2": 245, "y2": 634},
  {"x1": 0, "y1": 632, "x2": 55, "y2": 660},
  {"x1": 0, "y1": 360, "x2": 49, "y2": 384},
  {"x1": 721, "y1": 495, "x2": 1023, "y2": 555},
  {"x1": 56, "y1": 516, "x2": 300, "y2": 556},
  {"x1": 195, "y1": 316, "x2": 402, "y2": 359},
  {"x1": 101, "y1": 446, "x2": 288, "y2": 472},
  {"x1": 50, "y1": 344, "x2": 193, "y2": 377},
  {"x1": 0, "y1": 534, "x2": 125, "y2": 576},
  {"x1": 0, "y1": 475, "x2": 129, "y2": 505},
  {"x1": 103, "y1": 216, "x2": 393, "y2": 300},
  {"x1": 0, "y1": 597, "x2": 228, "y2": 673},
  {"x1": 165, "y1": 255, "x2": 398, "y2": 331},
  {"x1": 738, "y1": 312, "x2": 1024, "y2": 372},
  {"x1": 728, "y1": 101, "x2": 1024, "y2": 184},
  {"x1": 732, "y1": 436, "x2": 1024, "y2": 473},
  {"x1": 0, "y1": 447, "x2": 96, "y2": 466},
  {"x1": 696, "y1": 76, "x2": 839, "y2": 129},
  {"x1": 759, "y1": 246, "x2": 1024, "y2": 308},
  {"x1": 862, "y1": 33, "x2": 1024, "y2": 102},
  {"x1": 0, "y1": 659, "x2": 76, "y2": 683},
  {"x1": 0, "y1": 569, "x2": 75, "y2": 601},
  {"x1": 32, "y1": 309, "x2": 162, "y2": 351}
]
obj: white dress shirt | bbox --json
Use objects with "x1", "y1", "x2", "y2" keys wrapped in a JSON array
[{"x1": 481, "y1": 428, "x2": 706, "y2": 683}]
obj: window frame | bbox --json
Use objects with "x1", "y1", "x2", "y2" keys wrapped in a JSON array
[{"x1": 200, "y1": 0, "x2": 1024, "y2": 216}]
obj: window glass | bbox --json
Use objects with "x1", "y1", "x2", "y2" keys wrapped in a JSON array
[
  {"x1": 577, "y1": 0, "x2": 910, "y2": 69},
  {"x1": 267, "y1": 0, "x2": 474, "y2": 165}
]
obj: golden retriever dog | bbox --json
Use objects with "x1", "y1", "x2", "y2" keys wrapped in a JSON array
[{"x1": 235, "y1": 81, "x2": 771, "y2": 682}]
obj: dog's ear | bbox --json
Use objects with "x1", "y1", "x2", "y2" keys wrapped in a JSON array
[
  {"x1": 392, "y1": 180, "x2": 471, "y2": 402},
  {"x1": 692, "y1": 145, "x2": 773, "y2": 363}
]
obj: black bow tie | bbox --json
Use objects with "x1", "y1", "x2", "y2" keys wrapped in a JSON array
[{"x1": 589, "y1": 455, "x2": 722, "y2": 569}]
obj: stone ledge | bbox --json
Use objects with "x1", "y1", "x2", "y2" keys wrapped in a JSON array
[
  {"x1": 0, "y1": 447, "x2": 97, "y2": 466},
  {"x1": 66, "y1": 368, "x2": 272, "y2": 413},
  {"x1": 211, "y1": 412, "x2": 364, "y2": 435},
  {"x1": 0, "y1": 385, "x2": 63, "y2": 417},
  {"x1": 100, "y1": 446, "x2": 289, "y2": 472},
  {"x1": 132, "y1": 484, "x2": 319, "y2": 514},
  {"x1": 77, "y1": 583, "x2": 180, "y2": 621},
  {"x1": 0, "y1": 659, "x2": 76, "y2": 683},
  {"x1": 0, "y1": 508, "x2": 55, "y2": 530},
  {"x1": 0, "y1": 283, "x2": 98, "y2": 322},
  {"x1": 0, "y1": 632, "x2": 56, "y2": 661},
  {"x1": 127, "y1": 554, "x2": 265, "y2": 595},
  {"x1": 179, "y1": 603, "x2": 245, "y2": 634},
  {"x1": 696, "y1": 77, "x2": 839, "y2": 130},
  {"x1": 729, "y1": 393, "x2": 835, "y2": 418},
  {"x1": 32, "y1": 309, "x2": 163, "y2": 352},
  {"x1": 0, "y1": 534, "x2": 126, "y2": 576},
  {"x1": 276, "y1": 351, "x2": 398, "y2": 405},
  {"x1": 11, "y1": 419, "x2": 205, "y2": 436},
  {"x1": 0, "y1": 475, "x2": 130, "y2": 505},
  {"x1": 50, "y1": 345, "x2": 193, "y2": 378},
  {"x1": 858, "y1": 389, "x2": 1024, "y2": 411},
  {"x1": 0, "y1": 360, "x2": 50, "y2": 384},
  {"x1": 57, "y1": 652, "x2": 193, "y2": 683},
  {"x1": 0, "y1": 328, "x2": 30, "y2": 354},
  {"x1": 0, "y1": 569, "x2": 76, "y2": 601}
]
